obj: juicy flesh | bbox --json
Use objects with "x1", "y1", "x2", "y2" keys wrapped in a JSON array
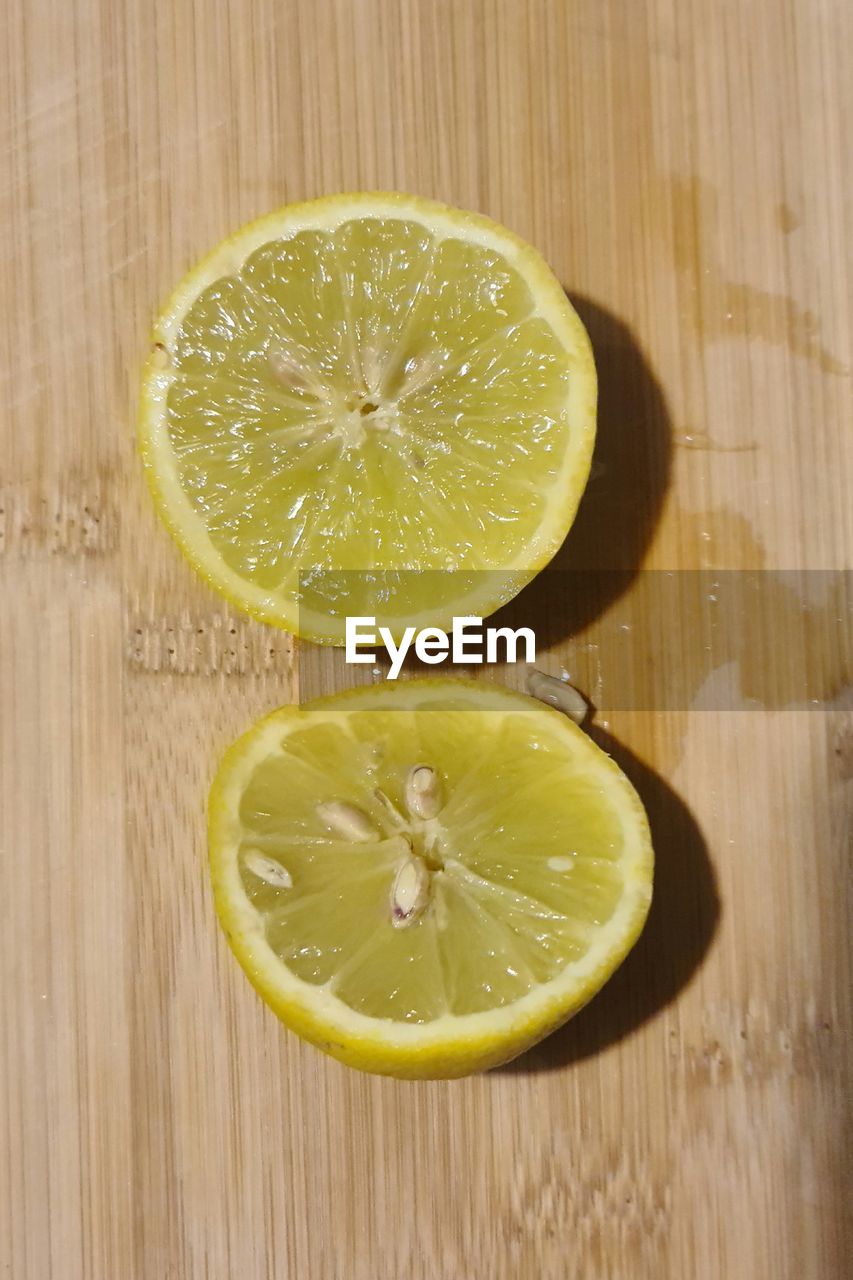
[
  {"x1": 166, "y1": 219, "x2": 573, "y2": 588},
  {"x1": 237, "y1": 709, "x2": 628, "y2": 1023}
]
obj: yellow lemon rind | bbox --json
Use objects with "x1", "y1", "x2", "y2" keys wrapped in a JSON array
[
  {"x1": 208, "y1": 678, "x2": 652, "y2": 1079},
  {"x1": 139, "y1": 193, "x2": 597, "y2": 643}
]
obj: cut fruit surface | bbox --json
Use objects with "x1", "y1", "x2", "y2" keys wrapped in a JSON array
[
  {"x1": 209, "y1": 679, "x2": 653, "y2": 1078},
  {"x1": 139, "y1": 193, "x2": 597, "y2": 641}
]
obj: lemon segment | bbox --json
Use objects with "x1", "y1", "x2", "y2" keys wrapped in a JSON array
[
  {"x1": 140, "y1": 194, "x2": 596, "y2": 641},
  {"x1": 209, "y1": 679, "x2": 653, "y2": 1078}
]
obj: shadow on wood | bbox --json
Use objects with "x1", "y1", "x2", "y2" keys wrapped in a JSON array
[
  {"x1": 496, "y1": 724, "x2": 719, "y2": 1074},
  {"x1": 488, "y1": 293, "x2": 673, "y2": 648}
]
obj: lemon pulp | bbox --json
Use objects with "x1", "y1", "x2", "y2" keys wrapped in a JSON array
[
  {"x1": 140, "y1": 194, "x2": 596, "y2": 641},
  {"x1": 209, "y1": 679, "x2": 652, "y2": 1078}
]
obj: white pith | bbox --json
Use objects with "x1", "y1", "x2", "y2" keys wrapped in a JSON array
[
  {"x1": 140, "y1": 193, "x2": 597, "y2": 642},
  {"x1": 210, "y1": 680, "x2": 653, "y2": 1055}
]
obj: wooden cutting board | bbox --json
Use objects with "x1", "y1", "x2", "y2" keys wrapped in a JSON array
[{"x1": 1, "y1": 2, "x2": 850, "y2": 1276}]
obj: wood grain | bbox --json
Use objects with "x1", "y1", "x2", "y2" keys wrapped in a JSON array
[{"x1": 1, "y1": 1, "x2": 850, "y2": 1276}]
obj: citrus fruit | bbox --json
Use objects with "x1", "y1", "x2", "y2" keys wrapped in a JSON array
[
  {"x1": 139, "y1": 193, "x2": 596, "y2": 642},
  {"x1": 209, "y1": 678, "x2": 653, "y2": 1078}
]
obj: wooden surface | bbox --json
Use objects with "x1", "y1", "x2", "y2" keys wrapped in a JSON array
[{"x1": 1, "y1": 1, "x2": 851, "y2": 1277}]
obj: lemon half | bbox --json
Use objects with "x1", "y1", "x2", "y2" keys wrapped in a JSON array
[
  {"x1": 209, "y1": 679, "x2": 652, "y2": 1078},
  {"x1": 139, "y1": 193, "x2": 596, "y2": 641}
]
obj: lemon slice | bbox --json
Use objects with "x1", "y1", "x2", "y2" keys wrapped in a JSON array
[
  {"x1": 139, "y1": 193, "x2": 596, "y2": 642},
  {"x1": 209, "y1": 679, "x2": 652, "y2": 1078}
]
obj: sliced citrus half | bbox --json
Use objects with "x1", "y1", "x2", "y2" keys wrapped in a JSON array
[
  {"x1": 209, "y1": 678, "x2": 652, "y2": 1078},
  {"x1": 139, "y1": 193, "x2": 596, "y2": 642}
]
